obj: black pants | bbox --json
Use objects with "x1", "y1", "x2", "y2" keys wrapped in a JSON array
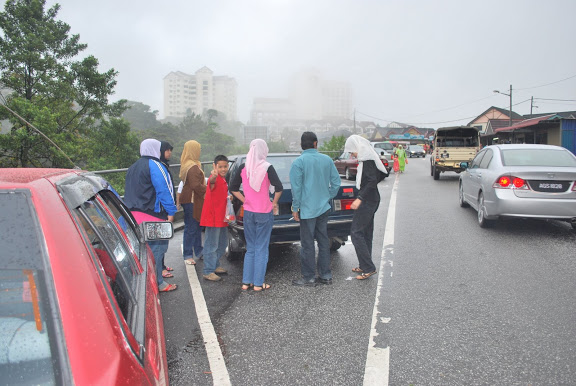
[{"x1": 350, "y1": 200, "x2": 379, "y2": 273}]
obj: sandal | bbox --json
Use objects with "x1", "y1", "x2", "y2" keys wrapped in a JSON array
[
  {"x1": 185, "y1": 259, "x2": 196, "y2": 265},
  {"x1": 253, "y1": 283, "x2": 271, "y2": 292},
  {"x1": 165, "y1": 266, "x2": 174, "y2": 271},
  {"x1": 356, "y1": 272, "x2": 377, "y2": 280},
  {"x1": 162, "y1": 270, "x2": 174, "y2": 278},
  {"x1": 352, "y1": 267, "x2": 363, "y2": 273},
  {"x1": 159, "y1": 283, "x2": 177, "y2": 292},
  {"x1": 241, "y1": 283, "x2": 253, "y2": 291}
]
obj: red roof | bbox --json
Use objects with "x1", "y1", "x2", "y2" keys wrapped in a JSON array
[{"x1": 494, "y1": 114, "x2": 557, "y2": 133}]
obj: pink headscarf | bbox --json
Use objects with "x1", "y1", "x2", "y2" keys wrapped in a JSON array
[{"x1": 245, "y1": 139, "x2": 270, "y2": 192}]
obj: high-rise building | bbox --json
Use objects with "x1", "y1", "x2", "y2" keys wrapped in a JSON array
[
  {"x1": 250, "y1": 69, "x2": 353, "y2": 127},
  {"x1": 163, "y1": 67, "x2": 237, "y2": 121}
]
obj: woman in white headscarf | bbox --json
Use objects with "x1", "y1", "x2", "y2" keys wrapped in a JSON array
[
  {"x1": 344, "y1": 135, "x2": 388, "y2": 280},
  {"x1": 229, "y1": 139, "x2": 283, "y2": 292}
]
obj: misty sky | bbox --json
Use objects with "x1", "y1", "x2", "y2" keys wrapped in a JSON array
[{"x1": 34, "y1": 0, "x2": 576, "y2": 128}]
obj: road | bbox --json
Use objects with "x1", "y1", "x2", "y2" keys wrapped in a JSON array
[{"x1": 160, "y1": 154, "x2": 576, "y2": 385}]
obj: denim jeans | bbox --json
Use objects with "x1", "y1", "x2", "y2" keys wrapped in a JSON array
[
  {"x1": 202, "y1": 226, "x2": 228, "y2": 275},
  {"x1": 299, "y1": 209, "x2": 331, "y2": 281},
  {"x1": 148, "y1": 239, "x2": 169, "y2": 288},
  {"x1": 242, "y1": 210, "x2": 273, "y2": 287},
  {"x1": 350, "y1": 200, "x2": 379, "y2": 273},
  {"x1": 182, "y1": 203, "x2": 203, "y2": 259}
]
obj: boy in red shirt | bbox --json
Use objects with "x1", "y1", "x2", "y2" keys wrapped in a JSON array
[{"x1": 200, "y1": 155, "x2": 230, "y2": 281}]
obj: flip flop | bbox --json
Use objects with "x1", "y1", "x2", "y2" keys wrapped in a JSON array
[
  {"x1": 352, "y1": 267, "x2": 363, "y2": 273},
  {"x1": 253, "y1": 283, "x2": 271, "y2": 292},
  {"x1": 159, "y1": 283, "x2": 177, "y2": 292},
  {"x1": 356, "y1": 271, "x2": 377, "y2": 280},
  {"x1": 162, "y1": 271, "x2": 174, "y2": 278},
  {"x1": 165, "y1": 266, "x2": 174, "y2": 271},
  {"x1": 185, "y1": 259, "x2": 196, "y2": 265}
]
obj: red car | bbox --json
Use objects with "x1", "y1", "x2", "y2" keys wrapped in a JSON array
[
  {"x1": 0, "y1": 169, "x2": 172, "y2": 385},
  {"x1": 334, "y1": 152, "x2": 359, "y2": 180}
]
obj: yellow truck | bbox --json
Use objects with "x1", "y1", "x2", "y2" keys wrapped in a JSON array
[{"x1": 430, "y1": 126, "x2": 481, "y2": 180}]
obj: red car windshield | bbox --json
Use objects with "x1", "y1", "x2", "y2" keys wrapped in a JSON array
[{"x1": 0, "y1": 190, "x2": 61, "y2": 385}]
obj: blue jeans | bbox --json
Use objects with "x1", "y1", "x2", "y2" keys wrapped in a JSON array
[
  {"x1": 299, "y1": 209, "x2": 331, "y2": 281},
  {"x1": 148, "y1": 240, "x2": 169, "y2": 288},
  {"x1": 182, "y1": 203, "x2": 203, "y2": 259},
  {"x1": 242, "y1": 210, "x2": 273, "y2": 287},
  {"x1": 203, "y1": 226, "x2": 228, "y2": 275}
]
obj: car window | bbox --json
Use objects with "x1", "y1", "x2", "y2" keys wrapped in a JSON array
[
  {"x1": 75, "y1": 200, "x2": 139, "y2": 320},
  {"x1": 410, "y1": 145, "x2": 424, "y2": 151},
  {"x1": 470, "y1": 151, "x2": 485, "y2": 169},
  {"x1": 0, "y1": 190, "x2": 61, "y2": 385},
  {"x1": 479, "y1": 149, "x2": 493, "y2": 169},
  {"x1": 501, "y1": 148, "x2": 576, "y2": 167},
  {"x1": 267, "y1": 155, "x2": 297, "y2": 184},
  {"x1": 98, "y1": 190, "x2": 140, "y2": 255}
]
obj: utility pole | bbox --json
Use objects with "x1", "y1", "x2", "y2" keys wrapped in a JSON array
[{"x1": 508, "y1": 84, "x2": 512, "y2": 128}]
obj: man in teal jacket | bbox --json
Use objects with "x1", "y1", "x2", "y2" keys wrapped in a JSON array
[{"x1": 290, "y1": 132, "x2": 341, "y2": 286}]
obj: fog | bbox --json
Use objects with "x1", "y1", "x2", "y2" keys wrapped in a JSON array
[{"x1": 39, "y1": 0, "x2": 576, "y2": 128}]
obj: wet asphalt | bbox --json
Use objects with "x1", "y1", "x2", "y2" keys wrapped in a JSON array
[{"x1": 159, "y1": 156, "x2": 576, "y2": 385}]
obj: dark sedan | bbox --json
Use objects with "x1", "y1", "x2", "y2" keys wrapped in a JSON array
[
  {"x1": 407, "y1": 145, "x2": 426, "y2": 158},
  {"x1": 226, "y1": 153, "x2": 358, "y2": 257}
]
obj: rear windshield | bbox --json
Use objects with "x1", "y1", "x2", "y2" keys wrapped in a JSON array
[
  {"x1": 501, "y1": 148, "x2": 576, "y2": 167},
  {"x1": 373, "y1": 142, "x2": 394, "y2": 151},
  {"x1": 0, "y1": 191, "x2": 60, "y2": 385},
  {"x1": 436, "y1": 128, "x2": 479, "y2": 147}
]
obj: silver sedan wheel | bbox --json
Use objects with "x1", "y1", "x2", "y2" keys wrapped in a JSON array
[
  {"x1": 477, "y1": 192, "x2": 495, "y2": 228},
  {"x1": 459, "y1": 183, "x2": 469, "y2": 208}
]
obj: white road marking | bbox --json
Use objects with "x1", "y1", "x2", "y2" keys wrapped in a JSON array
[
  {"x1": 363, "y1": 174, "x2": 398, "y2": 386},
  {"x1": 183, "y1": 244, "x2": 232, "y2": 386}
]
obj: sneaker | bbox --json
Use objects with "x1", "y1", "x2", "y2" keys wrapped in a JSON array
[
  {"x1": 292, "y1": 278, "x2": 317, "y2": 287},
  {"x1": 214, "y1": 267, "x2": 228, "y2": 274},
  {"x1": 203, "y1": 272, "x2": 221, "y2": 281}
]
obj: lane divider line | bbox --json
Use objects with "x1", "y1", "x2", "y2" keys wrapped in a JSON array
[
  {"x1": 184, "y1": 245, "x2": 232, "y2": 386},
  {"x1": 363, "y1": 174, "x2": 398, "y2": 385}
]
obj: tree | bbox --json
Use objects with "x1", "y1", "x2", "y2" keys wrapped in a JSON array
[
  {"x1": 0, "y1": 0, "x2": 132, "y2": 168},
  {"x1": 319, "y1": 135, "x2": 346, "y2": 158},
  {"x1": 122, "y1": 101, "x2": 160, "y2": 131}
]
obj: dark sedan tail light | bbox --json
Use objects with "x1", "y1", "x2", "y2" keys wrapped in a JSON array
[
  {"x1": 493, "y1": 175, "x2": 528, "y2": 190},
  {"x1": 333, "y1": 198, "x2": 355, "y2": 211}
]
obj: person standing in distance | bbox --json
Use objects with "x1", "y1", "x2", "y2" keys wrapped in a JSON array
[
  {"x1": 290, "y1": 132, "x2": 341, "y2": 286},
  {"x1": 344, "y1": 135, "x2": 388, "y2": 280},
  {"x1": 124, "y1": 138, "x2": 178, "y2": 292}
]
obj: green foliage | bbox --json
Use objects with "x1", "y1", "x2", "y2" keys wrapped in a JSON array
[
  {"x1": 319, "y1": 135, "x2": 346, "y2": 158},
  {"x1": 267, "y1": 140, "x2": 287, "y2": 153},
  {"x1": 122, "y1": 101, "x2": 160, "y2": 131},
  {"x1": 0, "y1": 0, "x2": 125, "y2": 168}
]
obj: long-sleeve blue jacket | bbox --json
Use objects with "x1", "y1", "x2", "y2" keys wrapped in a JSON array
[{"x1": 124, "y1": 156, "x2": 177, "y2": 220}]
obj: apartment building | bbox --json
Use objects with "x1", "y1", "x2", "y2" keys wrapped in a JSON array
[
  {"x1": 250, "y1": 69, "x2": 353, "y2": 128},
  {"x1": 163, "y1": 67, "x2": 237, "y2": 121}
]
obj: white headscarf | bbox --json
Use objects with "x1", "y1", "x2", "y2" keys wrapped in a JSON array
[
  {"x1": 344, "y1": 135, "x2": 388, "y2": 189},
  {"x1": 140, "y1": 139, "x2": 161, "y2": 159},
  {"x1": 245, "y1": 139, "x2": 271, "y2": 192}
]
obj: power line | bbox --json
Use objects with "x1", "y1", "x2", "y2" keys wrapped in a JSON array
[
  {"x1": 534, "y1": 97, "x2": 576, "y2": 102},
  {"x1": 515, "y1": 74, "x2": 576, "y2": 91}
]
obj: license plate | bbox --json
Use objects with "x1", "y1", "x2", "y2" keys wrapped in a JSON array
[{"x1": 531, "y1": 180, "x2": 569, "y2": 192}]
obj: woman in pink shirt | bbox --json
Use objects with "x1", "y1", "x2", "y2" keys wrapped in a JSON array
[{"x1": 229, "y1": 139, "x2": 283, "y2": 292}]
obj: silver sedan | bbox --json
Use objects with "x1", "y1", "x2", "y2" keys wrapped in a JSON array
[{"x1": 458, "y1": 144, "x2": 576, "y2": 228}]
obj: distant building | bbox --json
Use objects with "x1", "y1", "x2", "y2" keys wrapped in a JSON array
[
  {"x1": 243, "y1": 125, "x2": 269, "y2": 145},
  {"x1": 250, "y1": 68, "x2": 353, "y2": 128},
  {"x1": 163, "y1": 67, "x2": 237, "y2": 121}
]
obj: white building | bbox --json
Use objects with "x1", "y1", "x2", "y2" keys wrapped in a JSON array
[{"x1": 163, "y1": 67, "x2": 237, "y2": 121}]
